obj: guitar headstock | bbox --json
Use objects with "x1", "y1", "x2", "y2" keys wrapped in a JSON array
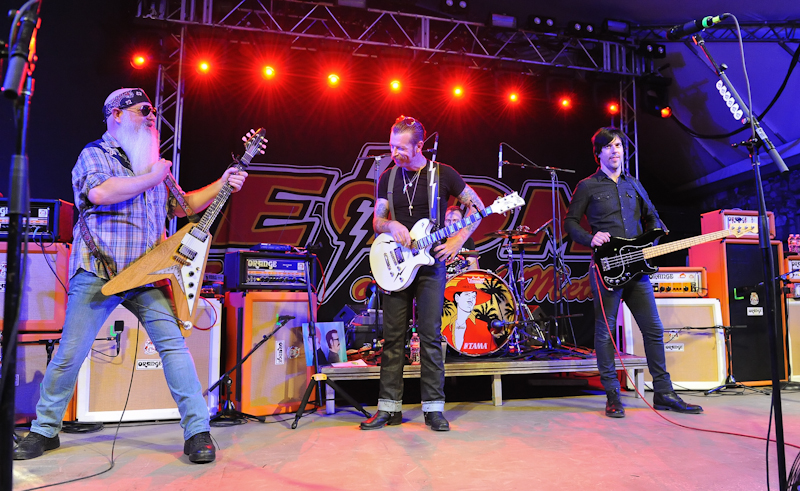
[
  {"x1": 240, "y1": 128, "x2": 268, "y2": 167},
  {"x1": 491, "y1": 192, "x2": 525, "y2": 214},
  {"x1": 730, "y1": 223, "x2": 758, "y2": 237}
]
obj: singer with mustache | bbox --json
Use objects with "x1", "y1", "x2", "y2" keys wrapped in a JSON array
[
  {"x1": 564, "y1": 127, "x2": 702, "y2": 419},
  {"x1": 13, "y1": 88, "x2": 247, "y2": 464},
  {"x1": 360, "y1": 115, "x2": 484, "y2": 432}
]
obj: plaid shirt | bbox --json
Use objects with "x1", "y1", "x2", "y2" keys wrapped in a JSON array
[{"x1": 70, "y1": 131, "x2": 178, "y2": 280}]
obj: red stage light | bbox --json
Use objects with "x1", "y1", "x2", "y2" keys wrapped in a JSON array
[
  {"x1": 560, "y1": 97, "x2": 572, "y2": 108},
  {"x1": 327, "y1": 73, "x2": 340, "y2": 86},
  {"x1": 607, "y1": 102, "x2": 619, "y2": 115},
  {"x1": 197, "y1": 60, "x2": 211, "y2": 74},
  {"x1": 263, "y1": 66, "x2": 276, "y2": 79},
  {"x1": 390, "y1": 80, "x2": 402, "y2": 92},
  {"x1": 453, "y1": 86, "x2": 464, "y2": 97},
  {"x1": 508, "y1": 92, "x2": 519, "y2": 103},
  {"x1": 660, "y1": 106, "x2": 672, "y2": 118},
  {"x1": 130, "y1": 54, "x2": 147, "y2": 69}
]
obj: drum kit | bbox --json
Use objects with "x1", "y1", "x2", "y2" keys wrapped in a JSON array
[{"x1": 441, "y1": 226, "x2": 557, "y2": 358}]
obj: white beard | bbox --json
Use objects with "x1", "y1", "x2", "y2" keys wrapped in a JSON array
[{"x1": 116, "y1": 112, "x2": 160, "y2": 176}]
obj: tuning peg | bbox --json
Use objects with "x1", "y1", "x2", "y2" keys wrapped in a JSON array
[{"x1": 241, "y1": 136, "x2": 247, "y2": 142}]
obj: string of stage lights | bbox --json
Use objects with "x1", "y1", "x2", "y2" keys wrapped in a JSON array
[{"x1": 128, "y1": 51, "x2": 633, "y2": 116}]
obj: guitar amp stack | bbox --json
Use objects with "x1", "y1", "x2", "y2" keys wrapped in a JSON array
[{"x1": 224, "y1": 250, "x2": 316, "y2": 291}]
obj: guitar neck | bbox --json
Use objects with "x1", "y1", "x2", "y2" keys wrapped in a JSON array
[
  {"x1": 416, "y1": 206, "x2": 492, "y2": 249},
  {"x1": 642, "y1": 229, "x2": 733, "y2": 260}
]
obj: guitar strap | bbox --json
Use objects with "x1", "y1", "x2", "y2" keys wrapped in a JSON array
[
  {"x1": 627, "y1": 174, "x2": 669, "y2": 234},
  {"x1": 78, "y1": 212, "x2": 116, "y2": 279},
  {"x1": 385, "y1": 160, "x2": 440, "y2": 226},
  {"x1": 387, "y1": 166, "x2": 397, "y2": 221}
]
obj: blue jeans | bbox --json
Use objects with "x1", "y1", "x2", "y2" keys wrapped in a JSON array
[
  {"x1": 377, "y1": 261, "x2": 446, "y2": 413},
  {"x1": 590, "y1": 268, "x2": 673, "y2": 393},
  {"x1": 31, "y1": 269, "x2": 210, "y2": 440}
]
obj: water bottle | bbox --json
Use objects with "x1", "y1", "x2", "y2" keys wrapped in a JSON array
[{"x1": 409, "y1": 329, "x2": 421, "y2": 365}]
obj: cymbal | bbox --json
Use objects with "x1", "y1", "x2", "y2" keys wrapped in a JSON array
[
  {"x1": 485, "y1": 230, "x2": 535, "y2": 240},
  {"x1": 457, "y1": 250, "x2": 480, "y2": 257}
]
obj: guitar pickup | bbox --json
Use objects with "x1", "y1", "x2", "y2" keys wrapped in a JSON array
[
  {"x1": 392, "y1": 247, "x2": 404, "y2": 264},
  {"x1": 189, "y1": 227, "x2": 208, "y2": 242},
  {"x1": 178, "y1": 244, "x2": 198, "y2": 261}
]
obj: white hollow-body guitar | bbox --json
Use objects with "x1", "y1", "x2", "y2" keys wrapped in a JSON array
[
  {"x1": 370, "y1": 192, "x2": 525, "y2": 292},
  {"x1": 101, "y1": 129, "x2": 267, "y2": 336}
]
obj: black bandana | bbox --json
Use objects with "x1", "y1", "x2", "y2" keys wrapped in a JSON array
[{"x1": 102, "y1": 88, "x2": 152, "y2": 121}]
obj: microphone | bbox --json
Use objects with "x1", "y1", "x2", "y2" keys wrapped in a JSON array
[
  {"x1": 2, "y1": 4, "x2": 41, "y2": 99},
  {"x1": 113, "y1": 321, "x2": 124, "y2": 356},
  {"x1": 667, "y1": 13, "x2": 730, "y2": 40},
  {"x1": 421, "y1": 149, "x2": 438, "y2": 154},
  {"x1": 278, "y1": 315, "x2": 296, "y2": 323},
  {"x1": 533, "y1": 218, "x2": 553, "y2": 235},
  {"x1": 356, "y1": 153, "x2": 391, "y2": 161},
  {"x1": 490, "y1": 319, "x2": 513, "y2": 330},
  {"x1": 498, "y1": 143, "x2": 503, "y2": 179}
]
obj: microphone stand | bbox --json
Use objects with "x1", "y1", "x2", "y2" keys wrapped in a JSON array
[
  {"x1": 498, "y1": 145, "x2": 576, "y2": 349},
  {"x1": 693, "y1": 31, "x2": 789, "y2": 490},
  {"x1": 1, "y1": 2, "x2": 41, "y2": 485},
  {"x1": 208, "y1": 316, "x2": 296, "y2": 425}
]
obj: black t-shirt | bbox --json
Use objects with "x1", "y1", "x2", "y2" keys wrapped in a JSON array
[{"x1": 377, "y1": 161, "x2": 467, "y2": 230}]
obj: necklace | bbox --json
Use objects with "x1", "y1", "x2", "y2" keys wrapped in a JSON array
[{"x1": 402, "y1": 167, "x2": 422, "y2": 216}]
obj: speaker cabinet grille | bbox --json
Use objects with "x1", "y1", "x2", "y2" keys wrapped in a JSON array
[
  {"x1": 224, "y1": 291, "x2": 314, "y2": 416},
  {"x1": 75, "y1": 298, "x2": 221, "y2": 422},
  {"x1": 622, "y1": 298, "x2": 726, "y2": 390}
]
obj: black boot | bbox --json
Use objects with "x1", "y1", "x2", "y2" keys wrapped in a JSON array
[
  {"x1": 424, "y1": 411, "x2": 450, "y2": 431},
  {"x1": 605, "y1": 389, "x2": 625, "y2": 418},
  {"x1": 360, "y1": 411, "x2": 402, "y2": 430},
  {"x1": 184, "y1": 431, "x2": 216, "y2": 464},
  {"x1": 653, "y1": 391, "x2": 703, "y2": 414},
  {"x1": 13, "y1": 432, "x2": 60, "y2": 460}
]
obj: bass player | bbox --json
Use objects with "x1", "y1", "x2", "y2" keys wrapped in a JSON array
[{"x1": 564, "y1": 127, "x2": 703, "y2": 419}]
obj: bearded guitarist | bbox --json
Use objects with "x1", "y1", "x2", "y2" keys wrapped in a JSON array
[
  {"x1": 564, "y1": 127, "x2": 702, "y2": 419},
  {"x1": 360, "y1": 116, "x2": 484, "y2": 432},
  {"x1": 13, "y1": 88, "x2": 246, "y2": 464}
]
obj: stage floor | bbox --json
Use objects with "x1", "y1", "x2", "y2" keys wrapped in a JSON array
[{"x1": 12, "y1": 386, "x2": 800, "y2": 491}]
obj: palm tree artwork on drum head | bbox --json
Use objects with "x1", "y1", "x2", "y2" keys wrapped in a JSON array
[{"x1": 441, "y1": 271, "x2": 516, "y2": 356}]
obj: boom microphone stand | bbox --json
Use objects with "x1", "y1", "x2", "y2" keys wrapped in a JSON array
[
  {"x1": 498, "y1": 144, "x2": 576, "y2": 347},
  {"x1": 1, "y1": 2, "x2": 41, "y2": 486},
  {"x1": 693, "y1": 28, "x2": 790, "y2": 490}
]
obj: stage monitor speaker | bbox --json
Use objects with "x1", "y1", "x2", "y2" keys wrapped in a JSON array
[
  {"x1": 787, "y1": 299, "x2": 800, "y2": 383},
  {"x1": 621, "y1": 298, "x2": 726, "y2": 390},
  {"x1": 0, "y1": 242, "x2": 69, "y2": 333},
  {"x1": 689, "y1": 239, "x2": 787, "y2": 383},
  {"x1": 75, "y1": 298, "x2": 221, "y2": 422},
  {"x1": 13, "y1": 334, "x2": 76, "y2": 424},
  {"x1": 224, "y1": 291, "x2": 314, "y2": 416}
]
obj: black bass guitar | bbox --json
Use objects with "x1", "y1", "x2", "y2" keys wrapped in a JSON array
[{"x1": 593, "y1": 224, "x2": 756, "y2": 289}]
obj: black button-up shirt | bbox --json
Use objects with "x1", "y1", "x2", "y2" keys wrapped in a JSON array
[{"x1": 564, "y1": 168, "x2": 660, "y2": 247}]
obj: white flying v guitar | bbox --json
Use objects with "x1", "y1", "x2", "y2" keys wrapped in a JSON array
[
  {"x1": 370, "y1": 192, "x2": 525, "y2": 292},
  {"x1": 101, "y1": 129, "x2": 267, "y2": 336}
]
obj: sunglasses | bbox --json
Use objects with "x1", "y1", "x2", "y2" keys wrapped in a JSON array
[
  {"x1": 395, "y1": 115, "x2": 416, "y2": 125},
  {"x1": 125, "y1": 105, "x2": 158, "y2": 117}
]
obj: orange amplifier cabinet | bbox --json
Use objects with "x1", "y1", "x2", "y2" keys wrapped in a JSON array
[
  {"x1": 701, "y1": 209, "x2": 775, "y2": 239},
  {"x1": 785, "y1": 256, "x2": 800, "y2": 298},
  {"x1": 650, "y1": 267, "x2": 707, "y2": 297}
]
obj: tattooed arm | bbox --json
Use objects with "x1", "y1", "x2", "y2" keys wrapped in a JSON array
[
  {"x1": 373, "y1": 197, "x2": 412, "y2": 248},
  {"x1": 433, "y1": 184, "x2": 485, "y2": 262}
]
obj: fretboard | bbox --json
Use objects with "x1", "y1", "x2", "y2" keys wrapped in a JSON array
[
  {"x1": 415, "y1": 206, "x2": 492, "y2": 249},
  {"x1": 642, "y1": 229, "x2": 733, "y2": 259}
]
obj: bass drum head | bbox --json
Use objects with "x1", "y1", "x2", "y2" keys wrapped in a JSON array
[{"x1": 441, "y1": 270, "x2": 516, "y2": 356}]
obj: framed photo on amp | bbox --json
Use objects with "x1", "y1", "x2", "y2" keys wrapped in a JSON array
[{"x1": 302, "y1": 322, "x2": 346, "y2": 366}]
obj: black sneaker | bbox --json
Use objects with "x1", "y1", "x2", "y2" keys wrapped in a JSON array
[
  {"x1": 184, "y1": 431, "x2": 216, "y2": 464},
  {"x1": 13, "y1": 432, "x2": 60, "y2": 460}
]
